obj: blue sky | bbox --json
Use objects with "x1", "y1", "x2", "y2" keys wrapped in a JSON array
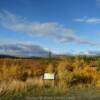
[{"x1": 0, "y1": 0, "x2": 100, "y2": 56}]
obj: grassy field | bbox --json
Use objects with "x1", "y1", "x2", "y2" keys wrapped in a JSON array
[
  {"x1": 0, "y1": 86, "x2": 100, "y2": 100},
  {"x1": 0, "y1": 56, "x2": 100, "y2": 99}
]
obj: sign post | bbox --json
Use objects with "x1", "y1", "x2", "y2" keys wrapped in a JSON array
[{"x1": 43, "y1": 73, "x2": 55, "y2": 87}]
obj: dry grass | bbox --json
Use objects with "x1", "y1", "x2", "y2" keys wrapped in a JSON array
[{"x1": 0, "y1": 57, "x2": 100, "y2": 99}]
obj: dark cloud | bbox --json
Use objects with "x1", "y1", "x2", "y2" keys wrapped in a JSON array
[{"x1": 0, "y1": 43, "x2": 49, "y2": 57}]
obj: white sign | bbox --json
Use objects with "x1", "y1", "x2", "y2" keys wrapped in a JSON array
[{"x1": 43, "y1": 73, "x2": 55, "y2": 80}]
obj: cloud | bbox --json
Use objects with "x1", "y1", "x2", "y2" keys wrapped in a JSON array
[
  {"x1": 0, "y1": 10, "x2": 99, "y2": 46},
  {"x1": 87, "y1": 50, "x2": 100, "y2": 55},
  {"x1": 79, "y1": 50, "x2": 100, "y2": 56},
  {"x1": 0, "y1": 43, "x2": 49, "y2": 57},
  {"x1": 74, "y1": 17, "x2": 100, "y2": 24},
  {"x1": 74, "y1": 16, "x2": 87, "y2": 22},
  {"x1": 0, "y1": 43, "x2": 100, "y2": 56}
]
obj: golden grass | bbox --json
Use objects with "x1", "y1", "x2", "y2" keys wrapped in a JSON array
[{"x1": 0, "y1": 57, "x2": 100, "y2": 93}]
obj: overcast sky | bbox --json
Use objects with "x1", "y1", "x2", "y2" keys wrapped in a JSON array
[{"x1": 0, "y1": 0, "x2": 100, "y2": 55}]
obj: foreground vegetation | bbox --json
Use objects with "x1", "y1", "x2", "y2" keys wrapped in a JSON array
[
  {"x1": 1, "y1": 86, "x2": 100, "y2": 100},
  {"x1": 0, "y1": 56, "x2": 100, "y2": 99}
]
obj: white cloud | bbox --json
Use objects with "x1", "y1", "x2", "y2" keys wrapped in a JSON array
[
  {"x1": 86, "y1": 18, "x2": 100, "y2": 24},
  {"x1": 74, "y1": 16, "x2": 87, "y2": 22},
  {"x1": 0, "y1": 10, "x2": 99, "y2": 46},
  {"x1": 74, "y1": 17, "x2": 100, "y2": 24},
  {"x1": 79, "y1": 50, "x2": 100, "y2": 56}
]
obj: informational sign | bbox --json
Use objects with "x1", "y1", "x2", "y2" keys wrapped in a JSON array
[{"x1": 43, "y1": 73, "x2": 55, "y2": 80}]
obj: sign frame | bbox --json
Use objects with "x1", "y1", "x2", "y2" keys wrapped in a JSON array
[{"x1": 43, "y1": 73, "x2": 55, "y2": 80}]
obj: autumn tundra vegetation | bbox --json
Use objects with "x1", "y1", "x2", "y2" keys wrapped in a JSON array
[{"x1": 0, "y1": 56, "x2": 100, "y2": 99}]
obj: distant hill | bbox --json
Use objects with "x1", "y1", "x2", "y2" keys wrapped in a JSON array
[
  {"x1": 0, "y1": 54, "x2": 19, "y2": 58},
  {"x1": 0, "y1": 54, "x2": 51, "y2": 59},
  {"x1": 0, "y1": 54, "x2": 18, "y2": 58}
]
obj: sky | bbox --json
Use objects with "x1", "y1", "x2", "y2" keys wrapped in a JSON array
[{"x1": 0, "y1": 0, "x2": 100, "y2": 56}]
